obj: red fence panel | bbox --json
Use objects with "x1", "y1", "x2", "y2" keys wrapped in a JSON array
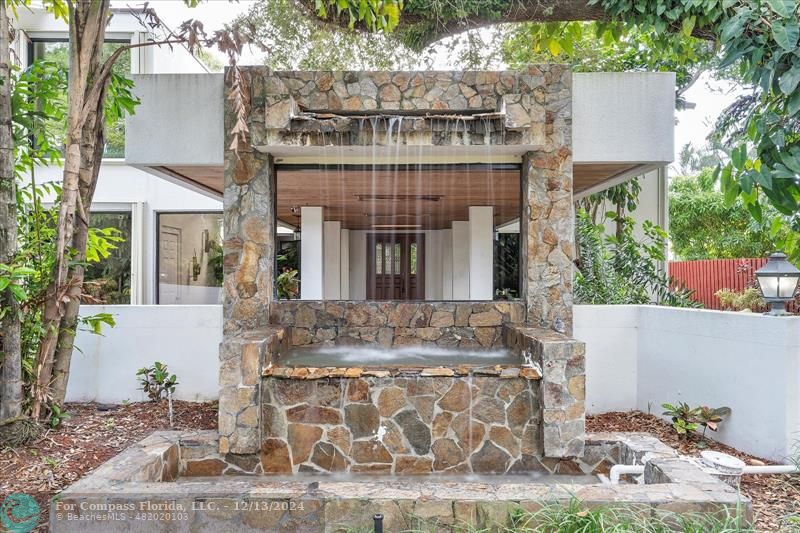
[{"x1": 668, "y1": 258, "x2": 800, "y2": 312}]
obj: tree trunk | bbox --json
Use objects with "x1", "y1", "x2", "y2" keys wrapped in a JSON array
[
  {"x1": 0, "y1": 0, "x2": 22, "y2": 421},
  {"x1": 32, "y1": 0, "x2": 110, "y2": 418},
  {"x1": 51, "y1": 89, "x2": 106, "y2": 406}
]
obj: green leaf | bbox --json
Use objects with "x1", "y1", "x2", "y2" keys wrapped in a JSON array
[
  {"x1": 772, "y1": 22, "x2": 799, "y2": 51},
  {"x1": 9, "y1": 284, "x2": 26, "y2": 301},
  {"x1": 746, "y1": 201, "x2": 763, "y2": 222},
  {"x1": 766, "y1": 0, "x2": 796, "y2": 18},
  {"x1": 778, "y1": 67, "x2": 800, "y2": 95},
  {"x1": 0, "y1": 278, "x2": 9, "y2": 292},
  {"x1": 731, "y1": 145, "x2": 746, "y2": 169},
  {"x1": 788, "y1": 90, "x2": 800, "y2": 115},
  {"x1": 682, "y1": 16, "x2": 696, "y2": 37}
]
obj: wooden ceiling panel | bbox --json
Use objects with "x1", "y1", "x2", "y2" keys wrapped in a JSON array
[
  {"x1": 157, "y1": 163, "x2": 645, "y2": 216},
  {"x1": 277, "y1": 168, "x2": 521, "y2": 230}
]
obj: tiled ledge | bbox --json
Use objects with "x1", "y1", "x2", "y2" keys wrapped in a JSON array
[{"x1": 262, "y1": 364, "x2": 542, "y2": 380}]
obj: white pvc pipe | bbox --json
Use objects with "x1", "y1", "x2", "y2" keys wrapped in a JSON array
[
  {"x1": 610, "y1": 465, "x2": 644, "y2": 484},
  {"x1": 741, "y1": 465, "x2": 798, "y2": 475}
]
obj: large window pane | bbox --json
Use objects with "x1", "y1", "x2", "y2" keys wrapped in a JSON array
[
  {"x1": 157, "y1": 212, "x2": 223, "y2": 305},
  {"x1": 31, "y1": 40, "x2": 131, "y2": 158},
  {"x1": 84, "y1": 211, "x2": 132, "y2": 304}
]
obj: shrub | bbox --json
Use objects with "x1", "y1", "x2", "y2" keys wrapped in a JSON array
[
  {"x1": 662, "y1": 402, "x2": 731, "y2": 439},
  {"x1": 136, "y1": 362, "x2": 178, "y2": 402},
  {"x1": 715, "y1": 287, "x2": 766, "y2": 312}
]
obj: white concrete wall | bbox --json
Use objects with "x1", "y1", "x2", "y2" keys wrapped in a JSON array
[
  {"x1": 635, "y1": 306, "x2": 800, "y2": 462},
  {"x1": 469, "y1": 207, "x2": 494, "y2": 300},
  {"x1": 575, "y1": 305, "x2": 639, "y2": 414},
  {"x1": 126, "y1": 74, "x2": 224, "y2": 167},
  {"x1": 66, "y1": 305, "x2": 221, "y2": 403},
  {"x1": 573, "y1": 72, "x2": 675, "y2": 165}
]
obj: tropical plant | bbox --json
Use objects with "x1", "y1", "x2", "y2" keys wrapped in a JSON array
[
  {"x1": 136, "y1": 362, "x2": 178, "y2": 402},
  {"x1": 715, "y1": 287, "x2": 766, "y2": 312},
  {"x1": 277, "y1": 269, "x2": 300, "y2": 300},
  {"x1": 697, "y1": 406, "x2": 732, "y2": 439},
  {"x1": 662, "y1": 402, "x2": 701, "y2": 436},
  {"x1": 574, "y1": 209, "x2": 697, "y2": 307},
  {"x1": 662, "y1": 402, "x2": 731, "y2": 439},
  {"x1": 206, "y1": 240, "x2": 224, "y2": 285}
]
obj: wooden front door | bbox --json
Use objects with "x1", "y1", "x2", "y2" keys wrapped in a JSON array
[{"x1": 367, "y1": 233, "x2": 425, "y2": 300}]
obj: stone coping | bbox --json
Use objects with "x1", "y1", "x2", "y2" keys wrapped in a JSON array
[
  {"x1": 262, "y1": 365, "x2": 542, "y2": 380},
  {"x1": 53, "y1": 430, "x2": 751, "y2": 532}
]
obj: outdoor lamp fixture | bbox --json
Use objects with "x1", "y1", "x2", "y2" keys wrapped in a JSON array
[{"x1": 755, "y1": 252, "x2": 800, "y2": 316}]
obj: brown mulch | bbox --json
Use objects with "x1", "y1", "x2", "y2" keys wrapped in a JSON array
[
  {"x1": 588, "y1": 411, "x2": 800, "y2": 532},
  {"x1": 0, "y1": 401, "x2": 217, "y2": 532}
]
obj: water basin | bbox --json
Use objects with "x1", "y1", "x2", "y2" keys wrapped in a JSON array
[{"x1": 276, "y1": 345, "x2": 519, "y2": 367}]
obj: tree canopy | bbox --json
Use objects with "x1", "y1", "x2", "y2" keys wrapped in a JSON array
[{"x1": 669, "y1": 169, "x2": 777, "y2": 260}]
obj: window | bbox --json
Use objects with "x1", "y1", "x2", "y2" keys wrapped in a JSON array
[
  {"x1": 30, "y1": 39, "x2": 131, "y2": 158},
  {"x1": 157, "y1": 212, "x2": 223, "y2": 305},
  {"x1": 84, "y1": 211, "x2": 133, "y2": 304}
]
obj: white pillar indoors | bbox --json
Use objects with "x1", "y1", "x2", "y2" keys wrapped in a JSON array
[
  {"x1": 451, "y1": 221, "x2": 470, "y2": 299},
  {"x1": 340, "y1": 228, "x2": 350, "y2": 299},
  {"x1": 323, "y1": 221, "x2": 342, "y2": 299},
  {"x1": 300, "y1": 206, "x2": 324, "y2": 300},
  {"x1": 441, "y1": 228, "x2": 453, "y2": 300},
  {"x1": 469, "y1": 206, "x2": 494, "y2": 300}
]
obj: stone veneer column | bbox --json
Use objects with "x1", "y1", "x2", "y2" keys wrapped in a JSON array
[
  {"x1": 219, "y1": 68, "x2": 277, "y2": 454},
  {"x1": 520, "y1": 65, "x2": 574, "y2": 336}
]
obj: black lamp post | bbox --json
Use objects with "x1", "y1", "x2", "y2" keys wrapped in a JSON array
[{"x1": 755, "y1": 252, "x2": 800, "y2": 316}]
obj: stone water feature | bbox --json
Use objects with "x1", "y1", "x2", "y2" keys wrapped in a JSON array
[{"x1": 51, "y1": 66, "x2": 752, "y2": 531}]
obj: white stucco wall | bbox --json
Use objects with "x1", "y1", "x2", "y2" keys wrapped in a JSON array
[
  {"x1": 127, "y1": 72, "x2": 676, "y2": 170},
  {"x1": 66, "y1": 305, "x2": 221, "y2": 403},
  {"x1": 67, "y1": 304, "x2": 800, "y2": 461}
]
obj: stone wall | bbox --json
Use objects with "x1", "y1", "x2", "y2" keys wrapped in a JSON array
[
  {"x1": 506, "y1": 326, "x2": 585, "y2": 458},
  {"x1": 246, "y1": 68, "x2": 551, "y2": 149},
  {"x1": 520, "y1": 66, "x2": 574, "y2": 335},
  {"x1": 260, "y1": 375, "x2": 542, "y2": 475},
  {"x1": 218, "y1": 327, "x2": 288, "y2": 455},
  {"x1": 269, "y1": 301, "x2": 524, "y2": 348}
]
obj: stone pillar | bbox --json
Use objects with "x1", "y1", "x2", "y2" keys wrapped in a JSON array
[
  {"x1": 222, "y1": 150, "x2": 275, "y2": 335},
  {"x1": 520, "y1": 65, "x2": 574, "y2": 335},
  {"x1": 469, "y1": 206, "x2": 494, "y2": 300},
  {"x1": 300, "y1": 207, "x2": 324, "y2": 299},
  {"x1": 219, "y1": 67, "x2": 278, "y2": 455},
  {"x1": 451, "y1": 221, "x2": 470, "y2": 299}
]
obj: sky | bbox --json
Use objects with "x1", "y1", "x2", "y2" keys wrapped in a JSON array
[{"x1": 143, "y1": 0, "x2": 741, "y2": 168}]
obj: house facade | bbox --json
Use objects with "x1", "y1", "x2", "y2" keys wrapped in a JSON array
[
  {"x1": 13, "y1": 7, "x2": 670, "y2": 312},
  {"x1": 13, "y1": 7, "x2": 223, "y2": 306}
]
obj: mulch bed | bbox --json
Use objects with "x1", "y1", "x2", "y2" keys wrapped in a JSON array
[
  {"x1": 1, "y1": 405, "x2": 796, "y2": 531},
  {"x1": 0, "y1": 401, "x2": 216, "y2": 532},
  {"x1": 588, "y1": 411, "x2": 800, "y2": 532}
]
